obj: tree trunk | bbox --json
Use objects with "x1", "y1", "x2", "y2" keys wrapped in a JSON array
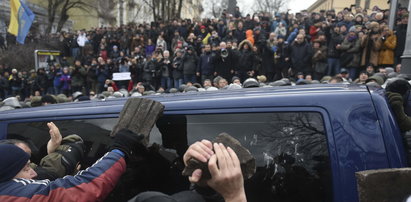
[
  {"x1": 56, "y1": 13, "x2": 69, "y2": 32},
  {"x1": 227, "y1": 0, "x2": 237, "y2": 15},
  {"x1": 167, "y1": 0, "x2": 171, "y2": 21},
  {"x1": 152, "y1": 0, "x2": 157, "y2": 21},
  {"x1": 171, "y1": 0, "x2": 176, "y2": 19},
  {"x1": 46, "y1": 0, "x2": 58, "y2": 34},
  {"x1": 161, "y1": 0, "x2": 165, "y2": 20},
  {"x1": 177, "y1": 0, "x2": 183, "y2": 18}
]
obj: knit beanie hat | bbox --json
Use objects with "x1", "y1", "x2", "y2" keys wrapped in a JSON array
[{"x1": 0, "y1": 144, "x2": 30, "y2": 182}]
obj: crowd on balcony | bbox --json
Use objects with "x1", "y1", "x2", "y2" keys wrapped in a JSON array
[{"x1": 0, "y1": 4, "x2": 409, "y2": 105}]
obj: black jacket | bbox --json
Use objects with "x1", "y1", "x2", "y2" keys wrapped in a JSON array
[
  {"x1": 327, "y1": 31, "x2": 343, "y2": 58},
  {"x1": 289, "y1": 41, "x2": 313, "y2": 73},
  {"x1": 182, "y1": 52, "x2": 198, "y2": 75}
]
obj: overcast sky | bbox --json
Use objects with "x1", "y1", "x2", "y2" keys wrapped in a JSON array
[{"x1": 237, "y1": 0, "x2": 317, "y2": 14}]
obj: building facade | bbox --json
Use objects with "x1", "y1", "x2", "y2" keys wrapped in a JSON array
[
  {"x1": 306, "y1": 0, "x2": 390, "y2": 13},
  {"x1": 27, "y1": 0, "x2": 203, "y2": 31}
]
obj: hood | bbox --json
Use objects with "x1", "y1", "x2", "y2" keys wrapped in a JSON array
[
  {"x1": 246, "y1": 30, "x2": 253, "y2": 38},
  {"x1": 239, "y1": 39, "x2": 253, "y2": 50}
]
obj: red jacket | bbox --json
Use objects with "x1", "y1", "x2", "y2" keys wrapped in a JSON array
[{"x1": 0, "y1": 151, "x2": 126, "y2": 202}]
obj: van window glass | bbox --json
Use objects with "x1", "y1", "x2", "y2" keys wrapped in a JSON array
[
  {"x1": 157, "y1": 112, "x2": 332, "y2": 202},
  {"x1": 7, "y1": 118, "x2": 164, "y2": 166},
  {"x1": 7, "y1": 119, "x2": 117, "y2": 167},
  {"x1": 7, "y1": 112, "x2": 331, "y2": 201}
]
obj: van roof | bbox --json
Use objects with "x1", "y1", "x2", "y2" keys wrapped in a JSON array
[{"x1": 0, "y1": 84, "x2": 369, "y2": 121}]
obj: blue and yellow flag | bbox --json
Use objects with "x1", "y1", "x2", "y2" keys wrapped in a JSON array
[{"x1": 8, "y1": 0, "x2": 35, "y2": 44}]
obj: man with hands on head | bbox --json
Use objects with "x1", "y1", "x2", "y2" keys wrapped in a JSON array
[{"x1": 184, "y1": 140, "x2": 247, "y2": 202}]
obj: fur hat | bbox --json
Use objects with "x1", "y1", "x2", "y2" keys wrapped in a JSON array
[{"x1": 369, "y1": 21, "x2": 380, "y2": 29}]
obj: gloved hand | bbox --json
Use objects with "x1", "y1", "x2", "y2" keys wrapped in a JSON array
[
  {"x1": 110, "y1": 129, "x2": 145, "y2": 160},
  {"x1": 387, "y1": 91, "x2": 404, "y2": 108},
  {"x1": 387, "y1": 91, "x2": 411, "y2": 132}
]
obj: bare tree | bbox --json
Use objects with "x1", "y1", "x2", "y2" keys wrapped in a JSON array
[
  {"x1": 203, "y1": 0, "x2": 227, "y2": 18},
  {"x1": 46, "y1": 0, "x2": 94, "y2": 33},
  {"x1": 252, "y1": 0, "x2": 287, "y2": 15},
  {"x1": 97, "y1": 0, "x2": 117, "y2": 25},
  {"x1": 227, "y1": 0, "x2": 237, "y2": 15},
  {"x1": 142, "y1": 0, "x2": 184, "y2": 21}
]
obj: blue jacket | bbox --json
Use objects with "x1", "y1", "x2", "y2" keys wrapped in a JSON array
[
  {"x1": 0, "y1": 151, "x2": 126, "y2": 202},
  {"x1": 270, "y1": 20, "x2": 288, "y2": 33},
  {"x1": 287, "y1": 28, "x2": 298, "y2": 45},
  {"x1": 197, "y1": 52, "x2": 214, "y2": 75}
]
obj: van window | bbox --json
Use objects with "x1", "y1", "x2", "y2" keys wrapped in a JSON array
[
  {"x1": 156, "y1": 112, "x2": 332, "y2": 201},
  {"x1": 7, "y1": 112, "x2": 331, "y2": 201},
  {"x1": 7, "y1": 119, "x2": 117, "y2": 167},
  {"x1": 7, "y1": 118, "x2": 163, "y2": 167}
]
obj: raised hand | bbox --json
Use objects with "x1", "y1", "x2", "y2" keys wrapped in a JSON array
[{"x1": 47, "y1": 122, "x2": 62, "y2": 154}]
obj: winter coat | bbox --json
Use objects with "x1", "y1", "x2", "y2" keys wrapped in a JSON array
[
  {"x1": 261, "y1": 40, "x2": 276, "y2": 74},
  {"x1": 143, "y1": 59, "x2": 161, "y2": 81},
  {"x1": 238, "y1": 40, "x2": 255, "y2": 72},
  {"x1": 197, "y1": 51, "x2": 214, "y2": 76},
  {"x1": 211, "y1": 49, "x2": 236, "y2": 80},
  {"x1": 339, "y1": 36, "x2": 361, "y2": 68},
  {"x1": 0, "y1": 151, "x2": 126, "y2": 202},
  {"x1": 145, "y1": 45, "x2": 156, "y2": 57},
  {"x1": 234, "y1": 28, "x2": 246, "y2": 43},
  {"x1": 327, "y1": 32, "x2": 344, "y2": 58},
  {"x1": 172, "y1": 56, "x2": 184, "y2": 79},
  {"x1": 289, "y1": 41, "x2": 313, "y2": 73},
  {"x1": 182, "y1": 52, "x2": 198, "y2": 75},
  {"x1": 378, "y1": 31, "x2": 397, "y2": 66},
  {"x1": 395, "y1": 24, "x2": 407, "y2": 58},
  {"x1": 156, "y1": 39, "x2": 167, "y2": 51},
  {"x1": 312, "y1": 46, "x2": 328, "y2": 64},
  {"x1": 160, "y1": 58, "x2": 172, "y2": 78},
  {"x1": 86, "y1": 65, "x2": 97, "y2": 83},
  {"x1": 34, "y1": 73, "x2": 48, "y2": 91},
  {"x1": 361, "y1": 32, "x2": 382, "y2": 66},
  {"x1": 71, "y1": 66, "x2": 87, "y2": 87},
  {"x1": 9, "y1": 74, "x2": 22, "y2": 88},
  {"x1": 96, "y1": 64, "x2": 110, "y2": 84},
  {"x1": 270, "y1": 19, "x2": 288, "y2": 32},
  {"x1": 309, "y1": 26, "x2": 320, "y2": 42},
  {"x1": 287, "y1": 28, "x2": 298, "y2": 44},
  {"x1": 60, "y1": 73, "x2": 71, "y2": 90}
]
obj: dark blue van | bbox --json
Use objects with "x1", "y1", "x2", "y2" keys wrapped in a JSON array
[{"x1": 0, "y1": 84, "x2": 407, "y2": 202}]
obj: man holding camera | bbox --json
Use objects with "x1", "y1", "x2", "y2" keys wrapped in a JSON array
[{"x1": 143, "y1": 51, "x2": 162, "y2": 90}]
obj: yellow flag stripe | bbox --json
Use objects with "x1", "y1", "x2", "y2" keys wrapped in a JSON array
[{"x1": 8, "y1": 0, "x2": 22, "y2": 36}]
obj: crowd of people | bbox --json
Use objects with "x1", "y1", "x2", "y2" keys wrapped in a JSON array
[{"x1": 0, "y1": 4, "x2": 409, "y2": 103}]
